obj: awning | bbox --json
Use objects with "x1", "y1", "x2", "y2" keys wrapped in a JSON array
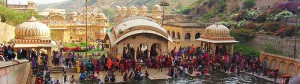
[
  {"x1": 14, "y1": 41, "x2": 57, "y2": 48},
  {"x1": 196, "y1": 38, "x2": 239, "y2": 43}
]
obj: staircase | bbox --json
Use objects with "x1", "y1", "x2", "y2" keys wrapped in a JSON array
[{"x1": 51, "y1": 66, "x2": 65, "y2": 73}]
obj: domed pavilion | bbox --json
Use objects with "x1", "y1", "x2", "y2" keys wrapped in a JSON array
[
  {"x1": 196, "y1": 23, "x2": 238, "y2": 55},
  {"x1": 14, "y1": 16, "x2": 57, "y2": 65}
]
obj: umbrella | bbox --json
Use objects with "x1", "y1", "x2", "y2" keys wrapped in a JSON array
[{"x1": 290, "y1": 76, "x2": 300, "y2": 84}]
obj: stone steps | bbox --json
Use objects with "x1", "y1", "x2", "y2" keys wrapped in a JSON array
[{"x1": 51, "y1": 66, "x2": 65, "y2": 73}]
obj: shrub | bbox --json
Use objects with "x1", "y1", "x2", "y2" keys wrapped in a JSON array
[
  {"x1": 234, "y1": 43, "x2": 260, "y2": 56},
  {"x1": 245, "y1": 9, "x2": 259, "y2": 20},
  {"x1": 261, "y1": 42, "x2": 286, "y2": 56},
  {"x1": 236, "y1": 20, "x2": 248, "y2": 28},
  {"x1": 261, "y1": 21, "x2": 281, "y2": 32},
  {"x1": 274, "y1": 24, "x2": 295, "y2": 38},
  {"x1": 230, "y1": 29, "x2": 256, "y2": 43},
  {"x1": 273, "y1": 10, "x2": 294, "y2": 21},
  {"x1": 276, "y1": 1, "x2": 300, "y2": 14},
  {"x1": 242, "y1": 0, "x2": 256, "y2": 9},
  {"x1": 245, "y1": 22, "x2": 258, "y2": 29}
]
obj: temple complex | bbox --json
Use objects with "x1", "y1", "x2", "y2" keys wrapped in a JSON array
[{"x1": 108, "y1": 4, "x2": 238, "y2": 61}]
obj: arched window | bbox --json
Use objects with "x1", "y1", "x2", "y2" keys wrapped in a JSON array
[
  {"x1": 172, "y1": 31, "x2": 175, "y2": 39},
  {"x1": 185, "y1": 32, "x2": 191, "y2": 40},
  {"x1": 195, "y1": 33, "x2": 201, "y2": 39},
  {"x1": 177, "y1": 32, "x2": 181, "y2": 39}
]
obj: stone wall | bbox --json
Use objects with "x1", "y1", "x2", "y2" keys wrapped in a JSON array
[
  {"x1": 0, "y1": 60, "x2": 31, "y2": 84},
  {"x1": 0, "y1": 22, "x2": 16, "y2": 43},
  {"x1": 251, "y1": 35, "x2": 300, "y2": 59},
  {"x1": 260, "y1": 52, "x2": 300, "y2": 76}
]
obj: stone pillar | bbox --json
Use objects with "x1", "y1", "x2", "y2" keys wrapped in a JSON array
[
  {"x1": 212, "y1": 43, "x2": 216, "y2": 56},
  {"x1": 134, "y1": 43, "x2": 137, "y2": 62},
  {"x1": 47, "y1": 47, "x2": 53, "y2": 67},
  {"x1": 147, "y1": 46, "x2": 151, "y2": 59},
  {"x1": 230, "y1": 43, "x2": 234, "y2": 55}
]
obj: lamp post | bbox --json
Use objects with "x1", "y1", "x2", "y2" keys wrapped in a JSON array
[
  {"x1": 85, "y1": 0, "x2": 88, "y2": 58},
  {"x1": 294, "y1": 7, "x2": 300, "y2": 59},
  {"x1": 160, "y1": 0, "x2": 169, "y2": 26}
]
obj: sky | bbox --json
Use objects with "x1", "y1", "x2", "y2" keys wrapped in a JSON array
[{"x1": 7, "y1": 0, "x2": 68, "y2": 5}]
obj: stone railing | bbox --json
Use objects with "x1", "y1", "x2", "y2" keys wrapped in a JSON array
[
  {"x1": 0, "y1": 60, "x2": 31, "y2": 84},
  {"x1": 260, "y1": 52, "x2": 300, "y2": 76}
]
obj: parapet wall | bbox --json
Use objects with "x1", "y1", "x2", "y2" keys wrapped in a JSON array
[
  {"x1": 260, "y1": 52, "x2": 300, "y2": 76},
  {"x1": 0, "y1": 60, "x2": 31, "y2": 84}
]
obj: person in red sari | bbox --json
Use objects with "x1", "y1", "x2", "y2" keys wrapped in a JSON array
[
  {"x1": 115, "y1": 58, "x2": 119, "y2": 71},
  {"x1": 215, "y1": 53, "x2": 221, "y2": 64},
  {"x1": 136, "y1": 65, "x2": 142, "y2": 71},
  {"x1": 131, "y1": 60, "x2": 136, "y2": 71}
]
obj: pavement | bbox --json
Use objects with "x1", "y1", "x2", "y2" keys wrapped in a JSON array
[{"x1": 49, "y1": 67, "x2": 172, "y2": 84}]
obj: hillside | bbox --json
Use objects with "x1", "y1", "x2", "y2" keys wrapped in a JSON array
[
  {"x1": 184, "y1": 0, "x2": 289, "y2": 22},
  {"x1": 37, "y1": 0, "x2": 196, "y2": 13}
]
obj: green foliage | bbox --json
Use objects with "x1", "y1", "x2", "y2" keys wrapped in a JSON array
[
  {"x1": 242, "y1": 0, "x2": 256, "y2": 9},
  {"x1": 236, "y1": 20, "x2": 248, "y2": 28},
  {"x1": 0, "y1": 6, "x2": 43, "y2": 26},
  {"x1": 245, "y1": 9, "x2": 259, "y2": 20},
  {"x1": 273, "y1": 10, "x2": 294, "y2": 21},
  {"x1": 230, "y1": 29, "x2": 255, "y2": 43},
  {"x1": 234, "y1": 43, "x2": 260, "y2": 56},
  {"x1": 231, "y1": 7, "x2": 240, "y2": 14},
  {"x1": 261, "y1": 42, "x2": 286, "y2": 56},
  {"x1": 175, "y1": 4, "x2": 193, "y2": 14}
]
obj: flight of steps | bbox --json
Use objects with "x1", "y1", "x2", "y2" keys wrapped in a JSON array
[{"x1": 51, "y1": 66, "x2": 65, "y2": 73}]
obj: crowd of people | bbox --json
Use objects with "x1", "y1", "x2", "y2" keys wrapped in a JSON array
[
  {"x1": 0, "y1": 42, "x2": 16, "y2": 61},
  {"x1": 1, "y1": 41, "x2": 290, "y2": 84}
]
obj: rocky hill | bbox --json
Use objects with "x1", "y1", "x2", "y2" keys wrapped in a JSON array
[
  {"x1": 37, "y1": 0, "x2": 196, "y2": 13},
  {"x1": 184, "y1": 0, "x2": 290, "y2": 22}
]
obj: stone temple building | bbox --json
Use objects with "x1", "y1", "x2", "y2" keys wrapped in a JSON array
[
  {"x1": 6, "y1": 1, "x2": 36, "y2": 12},
  {"x1": 107, "y1": 5, "x2": 173, "y2": 61},
  {"x1": 107, "y1": 4, "x2": 238, "y2": 61},
  {"x1": 41, "y1": 9, "x2": 109, "y2": 44},
  {"x1": 13, "y1": 16, "x2": 57, "y2": 66},
  {"x1": 197, "y1": 24, "x2": 238, "y2": 55}
]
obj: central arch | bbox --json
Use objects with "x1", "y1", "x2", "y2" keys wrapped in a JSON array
[{"x1": 106, "y1": 16, "x2": 173, "y2": 61}]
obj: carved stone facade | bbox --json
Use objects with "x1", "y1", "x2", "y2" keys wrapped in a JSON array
[{"x1": 42, "y1": 10, "x2": 109, "y2": 43}]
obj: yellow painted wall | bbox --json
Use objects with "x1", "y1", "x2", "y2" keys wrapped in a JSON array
[{"x1": 0, "y1": 22, "x2": 15, "y2": 43}]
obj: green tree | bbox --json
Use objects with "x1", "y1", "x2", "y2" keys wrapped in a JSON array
[
  {"x1": 242, "y1": 0, "x2": 256, "y2": 9},
  {"x1": 0, "y1": 6, "x2": 44, "y2": 26}
]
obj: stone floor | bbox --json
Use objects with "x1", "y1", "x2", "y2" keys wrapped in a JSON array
[{"x1": 49, "y1": 67, "x2": 172, "y2": 84}]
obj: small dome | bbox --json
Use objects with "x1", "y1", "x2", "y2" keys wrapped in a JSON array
[
  {"x1": 153, "y1": 4, "x2": 162, "y2": 11},
  {"x1": 116, "y1": 6, "x2": 121, "y2": 10},
  {"x1": 121, "y1": 7, "x2": 127, "y2": 10},
  {"x1": 204, "y1": 23, "x2": 230, "y2": 37},
  {"x1": 15, "y1": 16, "x2": 51, "y2": 39},
  {"x1": 71, "y1": 11, "x2": 77, "y2": 16},
  {"x1": 140, "y1": 5, "x2": 148, "y2": 11},
  {"x1": 129, "y1": 6, "x2": 137, "y2": 10},
  {"x1": 96, "y1": 13, "x2": 106, "y2": 19}
]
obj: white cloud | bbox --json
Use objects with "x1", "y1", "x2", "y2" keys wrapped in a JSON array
[{"x1": 8, "y1": 0, "x2": 68, "y2": 5}]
